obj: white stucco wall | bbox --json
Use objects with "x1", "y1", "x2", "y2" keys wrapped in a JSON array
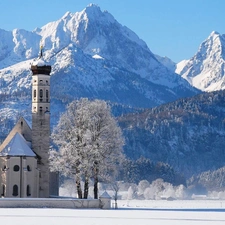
[{"x1": 0, "y1": 156, "x2": 38, "y2": 198}]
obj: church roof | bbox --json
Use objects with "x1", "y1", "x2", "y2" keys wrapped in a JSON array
[
  {"x1": 24, "y1": 117, "x2": 32, "y2": 129},
  {"x1": 0, "y1": 132, "x2": 36, "y2": 157}
]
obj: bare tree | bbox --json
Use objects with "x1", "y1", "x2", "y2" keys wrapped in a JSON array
[
  {"x1": 111, "y1": 182, "x2": 120, "y2": 209},
  {"x1": 85, "y1": 99, "x2": 124, "y2": 198},
  {"x1": 49, "y1": 98, "x2": 124, "y2": 199}
]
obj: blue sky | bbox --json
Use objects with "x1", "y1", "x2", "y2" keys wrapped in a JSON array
[{"x1": 0, "y1": 0, "x2": 225, "y2": 62}]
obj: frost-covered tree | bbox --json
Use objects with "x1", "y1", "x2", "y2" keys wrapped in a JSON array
[
  {"x1": 127, "y1": 184, "x2": 138, "y2": 200},
  {"x1": 111, "y1": 182, "x2": 120, "y2": 209},
  {"x1": 144, "y1": 187, "x2": 156, "y2": 200},
  {"x1": 175, "y1": 184, "x2": 187, "y2": 199},
  {"x1": 49, "y1": 98, "x2": 124, "y2": 199},
  {"x1": 86, "y1": 99, "x2": 125, "y2": 198},
  {"x1": 138, "y1": 180, "x2": 150, "y2": 196}
]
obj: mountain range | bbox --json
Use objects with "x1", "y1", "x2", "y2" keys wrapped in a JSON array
[{"x1": 0, "y1": 4, "x2": 198, "y2": 107}]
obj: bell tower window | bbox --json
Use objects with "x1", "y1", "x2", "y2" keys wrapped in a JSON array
[
  {"x1": 34, "y1": 90, "x2": 36, "y2": 98},
  {"x1": 46, "y1": 90, "x2": 49, "y2": 102},
  {"x1": 40, "y1": 89, "x2": 43, "y2": 102}
]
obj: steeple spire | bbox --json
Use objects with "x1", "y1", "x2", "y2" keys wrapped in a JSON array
[
  {"x1": 39, "y1": 44, "x2": 43, "y2": 58},
  {"x1": 31, "y1": 44, "x2": 51, "y2": 75}
]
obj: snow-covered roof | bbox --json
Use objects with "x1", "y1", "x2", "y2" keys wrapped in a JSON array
[
  {"x1": 31, "y1": 47, "x2": 50, "y2": 67},
  {"x1": 0, "y1": 132, "x2": 36, "y2": 157},
  {"x1": 100, "y1": 191, "x2": 111, "y2": 199},
  {"x1": 31, "y1": 57, "x2": 47, "y2": 66},
  {"x1": 23, "y1": 117, "x2": 32, "y2": 129}
]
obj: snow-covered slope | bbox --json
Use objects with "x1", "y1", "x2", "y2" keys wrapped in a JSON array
[
  {"x1": 176, "y1": 31, "x2": 225, "y2": 91},
  {"x1": 0, "y1": 28, "x2": 40, "y2": 69},
  {"x1": 155, "y1": 54, "x2": 176, "y2": 73}
]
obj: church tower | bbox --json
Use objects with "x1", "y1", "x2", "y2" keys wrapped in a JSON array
[{"x1": 31, "y1": 47, "x2": 51, "y2": 198}]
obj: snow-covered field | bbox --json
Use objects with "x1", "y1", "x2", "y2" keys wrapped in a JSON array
[{"x1": 1, "y1": 200, "x2": 225, "y2": 225}]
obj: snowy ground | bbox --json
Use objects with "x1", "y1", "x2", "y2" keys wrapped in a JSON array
[{"x1": 1, "y1": 200, "x2": 225, "y2": 225}]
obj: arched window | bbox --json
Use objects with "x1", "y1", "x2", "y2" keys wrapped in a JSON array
[
  {"x1": 27, "y1": 165, "x2": 31, "y2": 171},
  {"x1": 13, "y1": 185, "x2": 18, "y2": 196},
  {"x1": 26, "y1": 185, "x2": 31, "y2": 196},
  {"x1": 46, "y1": 90, "x2": 49, "y2": 101},
  {"x1": 40, "y1": 89, "x2": 43, "y2": 98},
  {"x1": 13, "y1": 165, "x2": 20, "y2": 172},
  {"x1": 34, "y1": 89, "x2": 36, "y2": 98},
  {"x1": 46, "y1": 80, "x2": 48, "y2": 85}
]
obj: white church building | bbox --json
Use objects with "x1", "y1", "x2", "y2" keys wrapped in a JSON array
[{"x1": 0, "y1": 49, "x2": 58, "y2": 198}]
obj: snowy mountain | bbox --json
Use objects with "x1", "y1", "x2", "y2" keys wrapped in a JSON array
[
  {"x1": 176, "y1": 31, "x2": 225, "y2": 91},
  {"x1": 0, "y1": 4, "x2": 199, "y2": 139},
  {"x1": 0, "y1": 4, "x2": 198, "y2": 95},
  {"x1": 37, "y1": 4, "x2": 190, "y2": 89}
]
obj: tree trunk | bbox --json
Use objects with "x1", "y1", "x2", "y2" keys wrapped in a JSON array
[
  {"x1": 76, "y1": 175, "x2": 82, "y2": 199},
  {"x1": 94, "y1": 175, "x2": 98, "y2": 199},
  {"x1": 93, "y1": 166, "x2": 99, "y2": 199},
  {"x1": 84, "y1": 174, "x2": 89, "y2": 199}
]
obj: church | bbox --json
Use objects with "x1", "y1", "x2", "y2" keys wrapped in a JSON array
[{"x1": 0, "y1": 48, "x2": 57, "y2": 198}]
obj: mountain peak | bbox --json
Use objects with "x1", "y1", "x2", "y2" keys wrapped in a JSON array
[
  {"x1": 204, "y1": 31, "x2": 223, "y2": 49},
  {"x1": 62, "y1": 11, "x2": 72, "y2": 20},
  {"x1": 83, "y1": 3, "x2": 102, "y2": 16},
  {"x1": 81, "y1": 3, "x2": 115, "y2": 24},
  {"x1": 210, "y1": 31, "x2": 220, "y2": 36},
  {"x1": 176, "y1": 30, "x2": 225, "y2": 91},
  {"x1": 86, "y1": 3, "x2": 100, "y2": 8}
]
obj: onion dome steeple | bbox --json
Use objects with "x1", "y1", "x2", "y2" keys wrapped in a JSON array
[{"x1": 31, "y1": 45, "x2": 51, "y2": 75}]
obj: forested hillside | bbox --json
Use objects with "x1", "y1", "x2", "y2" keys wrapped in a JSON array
[{"x1": 119, "y1": 90, "x2": 225, "y2": 178}]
